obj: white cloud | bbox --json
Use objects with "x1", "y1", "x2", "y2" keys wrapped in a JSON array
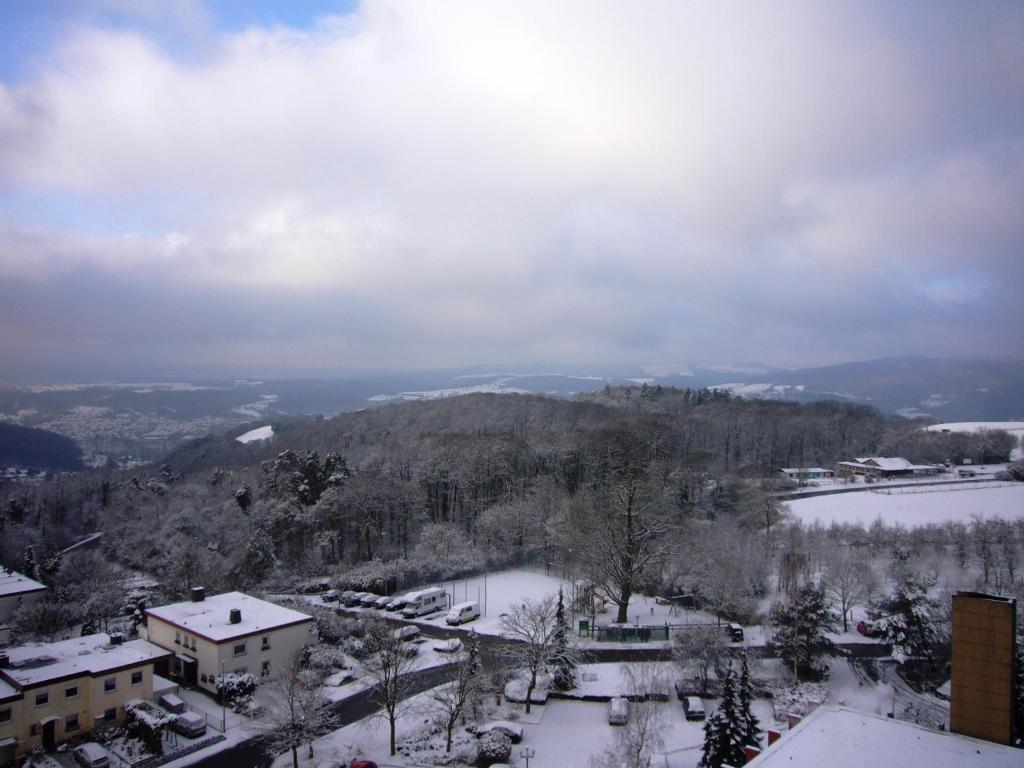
[{"x1": 0, "y1": 1, "x2": 1022, "y2": 372}]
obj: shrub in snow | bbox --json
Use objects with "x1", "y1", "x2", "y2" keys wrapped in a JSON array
[
  {"x1": 216, "y1": 672, "x2": 257, "y2": 706},
  {"x1": 303, "y1": 643, "x2": 348, "y2": 671},
  {"x1": 476, "y1": 730, "x2": 512, "y2": 766}
]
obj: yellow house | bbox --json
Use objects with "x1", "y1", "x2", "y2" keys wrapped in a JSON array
[
  {"x1": 0, "y1": 633, "x2": 172, "y2": 764},
  {"x1": 143, "y1": 590, "x2": 315, "y2": 693}
]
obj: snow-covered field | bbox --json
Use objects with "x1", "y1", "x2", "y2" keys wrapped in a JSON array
[
  {"x1": 786, "y1": 482, "x2": 1024, "y2": 527},
  {"x1": 236, "y1": 424, "x2": 273, "y2": 443},
  {"x1": 924, "y1": 421, "x2": 1024, "y2": 460}
]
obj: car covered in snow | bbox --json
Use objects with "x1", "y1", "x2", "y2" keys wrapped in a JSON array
[
  {"x1": 434, "y1": 637, "x2": 463, "y2": 653},
  {"x1": 682, "y1": 695, "x2": 705, "y2": 721},
  {"x1": 608, "y1": 697, "x2": 630, "y2": 725},
  {"x1": 72, "y1": 743, "x2": 112, "y2": 768},
  {"x1": 393, "y1": 625, "x2": 422, "y2": 643}
]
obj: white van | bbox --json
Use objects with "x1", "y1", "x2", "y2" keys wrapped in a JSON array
[
  {"x1": 446, "y1": 601, "x2": 481, "y2": 625},
  {"x1": 608, "y1": 696, "x2": 630, "y2": 725},
  {"x1": 401, "y1": 587, "x2": 448, "y2": 618}
]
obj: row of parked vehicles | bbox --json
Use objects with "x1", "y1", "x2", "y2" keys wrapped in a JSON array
[{"x1": 324, "y1": 586, "x2": 482, "y2": 626}]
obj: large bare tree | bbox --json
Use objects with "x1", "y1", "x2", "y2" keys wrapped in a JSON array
[{"x1": 565, "y1": 476, "x2": 678, "y2": 624}]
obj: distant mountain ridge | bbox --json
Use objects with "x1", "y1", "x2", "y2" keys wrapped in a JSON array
[{"x1": 0, "y1": 356, "x2": 1020, "y2": 465}]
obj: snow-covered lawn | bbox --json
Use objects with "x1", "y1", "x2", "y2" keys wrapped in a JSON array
[
  {"x1": 786, "y1": 482, "x2": 1024, "y2": 526},
  {"x1": 236, "y1": 424, "x2": 273, "y2": 443},
  {"x1": 925, "y1": 421, "x2": 1024, "y2": 460}
]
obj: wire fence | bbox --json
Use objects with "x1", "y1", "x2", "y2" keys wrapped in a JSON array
[{"x1": 869, "y1": 480, "x2": 1015, "y2": 496}]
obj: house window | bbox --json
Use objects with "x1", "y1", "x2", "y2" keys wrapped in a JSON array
[
  {"x1": 233, "y1": 642, "x2": 247, "y2": 657},
  {"x1": 65, "y1": 685, "x2": 79, "y2": 699},
  {"x1": 175, "y1": 631, "x2": 181, "y2": 645},
  {"x1": 0, "y1": 707, "x2": 10, "y2": 723},
  {"x1": 131, "y1": 670, "x2": 143, "y2": 685},
  {"x1": 66, "y1": 713, "x2": 80, "y2": 731},
  {"x1": 104, "y1": 707, "x2": 117, "y2": 721},
  {"x1": 104, "y1": 677, "x2": 117, "y2": 692},
  {"x1": 35, "y1": 692, "x2": 49, "y2": 707},
  {"x1": 261, "y1": 636, "x2": 270, "y2": 651},
  {"x1": 190, "y1": 637, "x2": 197, "y2": 651},
  {"x1": 30, "y1": 723, "x2": 40, "y2": 736},
  {"x1": 261, "y1": 661, "x2": 271, "y2": 677}
]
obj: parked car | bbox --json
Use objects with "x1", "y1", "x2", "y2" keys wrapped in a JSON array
[
  {"x1": 385, "y1": 595, "x2": 411, "y2": 612},
  {"x1": 172, "y1": 711, "x2": 208, "y2": 737},
  {"x1": 73, "y1": 743, "x2": 112, "y2": 768},
  {"x1": 345, "y1": 591, "x2": 369, "y2": 607},
  {"x1": 359, "y1": 593, "x2": 382, "y2": 607},
  {"x1": 682, "y1": 695, "x2": 705, "y2": 721},
  {"x1": 373, "y1": 595, "x2": 393, "y2": 609},
  {"x1": 475, "y1": 720, "x2": 524, "y2": 743},
  {"x1": 857, "y1": 620, "x2": 883, "y2": 638},
  {"x1": 350, "y1": 761, "x2": 378, "y2": 768},
  {"x1": 434, "y1": 638, "x2": 463, "y2": 653},
  {"x1": 724, "y1": 623, "x2": 744, "y2": 641},
  {"x1": 322, "y1": 589, "x2": 341, "y2": 603},
  {"x1": 393, "y1": 625, "x2": 422, "y2": 643},
  {"x1": 673, "y1": 680, "x2": 688, "y2": 700},
  {"x1": 446, "y1": 601, "x2": 481, "y2": 625},
  {"x1": 340, "y1": 590, "x2": 357, "y2": 603},
  {"x1": 608, "y1": 697, "x2": 630, "y2": 725}
]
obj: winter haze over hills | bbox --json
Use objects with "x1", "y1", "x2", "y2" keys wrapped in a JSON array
[{"x1": 2, "y1": 356, "x2": 1022, "y2": 464}]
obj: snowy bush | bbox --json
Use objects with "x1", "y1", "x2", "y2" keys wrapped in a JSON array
[
  {"x1": 303, "y1": 643, "x2": 349, "y2": 671},
  {"x1": 216, "y1": 672, "x2": 257, "y2": 706},
  {"x1": 476, "y1": 730, "x2": 512, "y2": 766}
]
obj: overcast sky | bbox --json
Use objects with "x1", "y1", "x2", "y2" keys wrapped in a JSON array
[{"x1": 1, "y1": 1, "x2": 1022, "y2": 380}]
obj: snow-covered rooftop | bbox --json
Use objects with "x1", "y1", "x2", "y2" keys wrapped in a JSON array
[
  {"x1": 0, "y1": 634, "x2": 172, "y2": 689},
  {"x1": 0, "y1": 568, "x2": 46, "y2": 598},
  {"x1": 780, "y1": 468, "x2": 833, "y2": 474},
  {"x1": 146, "y1": 591, "x2": 312, "y2": 642},
  {"x1": 754, "y1": 706, "x2": 1021, "y2": 768}
]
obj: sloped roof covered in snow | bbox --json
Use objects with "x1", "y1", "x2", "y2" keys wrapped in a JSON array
[
  {"x1": 754, "y1": 706, "x2": 1021, "y2": 768},
  {"x1": 146, "y1": 591, "x2": 313, "y2": 643},
  {"x1": 1, "y1": 633, "x2": 171, "y2": 689},
  {"x1": 0, "y1": 567, "x2": 46, "y2": 598}
]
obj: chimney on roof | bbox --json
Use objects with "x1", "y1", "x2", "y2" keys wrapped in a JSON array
[
  {"x1": 190, "y1": 587, "x2": 206, "y2": 602},
  {"x1": 229, "y1": 608, "x2": 242, "y2": 624}
]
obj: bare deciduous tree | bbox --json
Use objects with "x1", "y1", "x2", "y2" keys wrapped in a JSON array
[
  {"x1": 261, "y1": 649, "x2": 332, "y2": 768},
  {"x1": 592, "y1": 664, "x2": 668, "y2": 768},
  {"x1": 430, "y1": 633, "x2": 484, "y2": 752},
  {"x1": 671, "y1": 625, "x2": 727, "y2": 693},
  {"x1": 822, "y1": 547, "x2": 875, "y2": 633},
  {"x1": 362, "y1": 619, "x2": 419, "y2": 756},
  {"x1": 565, "y1": 478, "x2": 677, "y2": 624},
  {"x1": 499, "y1": 595, "x2": 581, "y2": 714}
]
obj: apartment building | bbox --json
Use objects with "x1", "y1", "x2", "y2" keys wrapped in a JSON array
[
  {"x1": 143, "y1": 589, "x2": 315, "y2": 693},
  {"x1": 0, "y1": 633, "x2": 172, "y2": 764}
]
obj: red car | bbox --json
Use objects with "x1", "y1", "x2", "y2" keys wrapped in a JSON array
[
  {"x1": 351, "y1": 762, "x2": 378, "y2": 768},
  {"x1": 857, "y1": 620, "x2": 883, "y2": 638}
]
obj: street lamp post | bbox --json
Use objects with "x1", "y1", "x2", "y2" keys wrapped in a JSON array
[
  {"x1": 520, "y1": 747, "x2": 536, "y2": 768},
  {"x1": 220, "y1": 660, "x2": 226, "y2": 732}
]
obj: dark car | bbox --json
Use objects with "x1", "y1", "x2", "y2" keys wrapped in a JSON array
[{"x1": 724, "y1": 623, "x2": 744, "y2": 641}]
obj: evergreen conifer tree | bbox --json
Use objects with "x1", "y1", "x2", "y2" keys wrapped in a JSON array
[
  {"x1": 699, "y1": 664, "x2": 745, "y2": 768},
  {"x1": 737, "y1": 655, "x2": 761, "y2": 750},
  {"x1": 552, "y1": 587, "x2": 576, "y2": 690},
  {"x1": 23, "y1": 544, "x2": 40, "y2": 581}
]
